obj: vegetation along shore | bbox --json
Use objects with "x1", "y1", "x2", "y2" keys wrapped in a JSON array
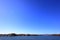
[{"x1": 0, "y1": 33, "x2": 60, "y2": 36}]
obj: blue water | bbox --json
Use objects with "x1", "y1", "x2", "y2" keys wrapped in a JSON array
[{"x1": 0, "y1": 36, "x2": 60, "y2": 40}]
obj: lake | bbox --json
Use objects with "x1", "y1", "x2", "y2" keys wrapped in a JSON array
[{"x1": 0, "y1": 36, "x2": 60, "y2": 40}]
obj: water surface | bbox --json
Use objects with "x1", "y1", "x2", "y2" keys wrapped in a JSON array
[{"x1": 0, "y1": 36, "x2": 60, "y2": 40}]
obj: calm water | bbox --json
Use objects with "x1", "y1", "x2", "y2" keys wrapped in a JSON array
[{"x1": 0, "y1": 36, "x2": 60, "y2": 40}]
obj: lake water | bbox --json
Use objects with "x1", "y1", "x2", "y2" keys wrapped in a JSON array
[{"x1": 0, "y1": 36, "x2": 60, "y2": 40}]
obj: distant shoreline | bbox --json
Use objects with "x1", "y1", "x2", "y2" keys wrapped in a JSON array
[{"x1": 0, "y1": 33, "x2": 60, "y2": 36}]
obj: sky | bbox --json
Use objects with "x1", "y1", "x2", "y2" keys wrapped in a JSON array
[{"x1": 0, "y1": 0, "x2": 60, "y2": 34}]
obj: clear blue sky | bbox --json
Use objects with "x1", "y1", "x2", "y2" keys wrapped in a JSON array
[{"x1": 0, "y1": 0, "x2": 60, "y2": 34}]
